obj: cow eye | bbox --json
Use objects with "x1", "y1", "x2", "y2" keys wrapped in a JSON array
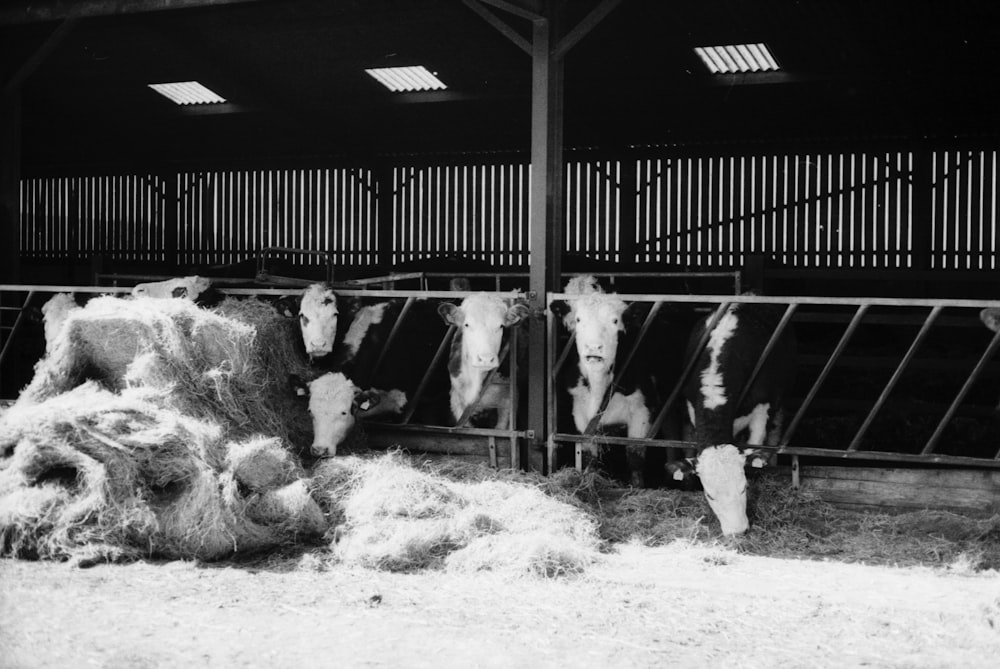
[
  {"x1": 340, "y1": 410, "x2": 348, "y2": 416},
  {"x1": 705, "y1": 492, "x2": 715, "y2": 502},
  {"x1": 612, "y1": 318, "x2": 619, "y2": 325}
]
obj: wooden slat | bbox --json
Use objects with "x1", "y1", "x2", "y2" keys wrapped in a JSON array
[{"x1": 800, "y1": 466, "x2": 1000, "y2": 513}]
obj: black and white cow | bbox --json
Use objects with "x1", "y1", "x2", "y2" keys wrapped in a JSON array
[
  {"x1": 295, "y1": 284, "x2": 453, "y2": 425},
  {"x1": 550, "y1": 281, "x2": 677, "y2": 488},
  {"x1": 668, "y1": 301, "x2": 796, "y2": 535},
  {"x1": 290, "y1": 371, "x2": 406, "y2": 457},
  {"x1": 438, "y1": 293, "x2": 530, "y2": 429},
  {"x1": 131, "y1": 275, "x2": 222, "y2": 306}
]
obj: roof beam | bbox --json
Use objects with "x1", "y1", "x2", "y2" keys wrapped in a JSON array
[
  {"x1": 0, "y1": 0, "x2": 268, "y2": 25},
  {"x1": 2, "y1": 19, "x2": 77, "y2": 94}
]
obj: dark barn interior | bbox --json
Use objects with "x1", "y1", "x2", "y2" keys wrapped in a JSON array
[{"x1": 2, "y1": 0, "x2": 1000, "y2": 491}]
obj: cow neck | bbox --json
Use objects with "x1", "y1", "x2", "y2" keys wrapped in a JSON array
[
  {"x1": 448, "y1": 329, "x2": 507, "y2": 421},
  {"x1": 578, "y1": 356, "x2": 615, "y2": 419}
]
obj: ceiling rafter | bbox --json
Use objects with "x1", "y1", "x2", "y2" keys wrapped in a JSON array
[{"x1": 0, "y1": 0, "x2": 268, "y2": 25}]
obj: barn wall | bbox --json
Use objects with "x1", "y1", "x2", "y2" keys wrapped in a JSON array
[{"x1": 17, "y1": 141, "x2": 1000, "y2": 276}]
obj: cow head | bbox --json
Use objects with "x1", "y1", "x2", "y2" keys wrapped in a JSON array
[
  {"x1": 551, "y1": 293, "x2": 630, "y2": 374},
  {"x1": 291, "y1": 372, "x2": 380, "y2": 457},
  {"x1": 131, "y1": 276, "x2": 213, "y2": 302},
  {"x1": 299, "y1": 283, "x2": 339, "y2": 359},
  {"x1": 666, "y1": 444, "x2": 769, "y2": 536},
  {"x1": 40, "y1": 293, "x2": 80, "y2": 354},
  {"x1": 981, "y1": 308, "x2": 1000, "y2": 334},
  {"x1": 563, "y1": 274, "x2": 605, "y2": 296},
  {"x1": 438, "y1": 294, "x2": 529, "y2": 370}
]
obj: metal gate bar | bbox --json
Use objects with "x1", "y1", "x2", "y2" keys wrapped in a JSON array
[
  {"x1": 922, "y1": 325, "x2": 1000, "y2": 457},
  {"x1": 780, "y1": 304, "x2": 870, "y2": 446},
  {"x1": 847, "y1": 305, "x2": 943, "y2": 451},
  {"x1": 733, "y1": 303, "x2": 799, "y2": 410}
]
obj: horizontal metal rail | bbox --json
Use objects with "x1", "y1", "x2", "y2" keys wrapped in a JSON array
[{"x1": 548, "y1": 290, "x2": 1000, "y2": 473}]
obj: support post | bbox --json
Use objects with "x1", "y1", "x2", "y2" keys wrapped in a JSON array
[
  {"x1": 526, "y1": 11, "x2": 564, "y2": 472},
  {"x1": 0, "y1": 90, "x2": 20, "y2": 283}
]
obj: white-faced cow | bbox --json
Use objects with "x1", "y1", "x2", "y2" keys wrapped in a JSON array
[
  {"x1": 550, "y1": 284, "x2": 669, "y2": 488},
  {"x1": 291, "y1": 372, "x2": 407, "y2": 457},
  {"x1": 668, "y1": 301, "x2": 796, "y2": 535},
  {"x1": 437, "y1": 293, "x2": 530, "y2": 428},
  {"x1": 298, "y1": 283, "x2": 341, "y2": 361},
  {"x1": 295, "y1": 284, "x2": 452, "y2": 426},
  {"x1": 131, "y1": 276, "x2": 217, "y2": 304}
]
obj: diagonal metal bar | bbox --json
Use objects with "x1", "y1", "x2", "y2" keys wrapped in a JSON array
[
  {"x1": 584, "y1": 301, "x2": 663, "y2": 436},
  {"x1": 368, "y1": 296, "x2": 417, "y2": 387},
  {"x1": 847, "y1": 305, "x2": 943, "y2": 451},
  {"x1": 0, "y1": 290, "x2": 36, "y2": 369},
  {"x1": 734, "y1": 303, "x2": 798, "y2": 410},
  {"x1": 400, "y1": 324, "x2": 457, "y2": 425},
  {"x1": 647, "y1": 302, "x2": 730, "y2": 438},
  {"x1": 781, "y1": 304, "x2": 869, "y2": 446},
  {"x1": 923, "y1": 323, "x2": 1000, "y2": 455}
]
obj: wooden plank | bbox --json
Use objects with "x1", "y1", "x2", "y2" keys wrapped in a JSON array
[
  {"x1": 801, "y1": 474, "x2": 999, "y2": 513},
  {"x1": 801, "y1": 466, "x2": 1000, "y2": 487},
  {"x1": 365, "y1": 427, "x2": 516, "y2": 463}
]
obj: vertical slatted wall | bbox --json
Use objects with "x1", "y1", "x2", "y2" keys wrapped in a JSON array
[
  {"x1": 177, "y1": 168, "x2": 377, "y2": 267},
  {"x1": 636, "y1": 151, "x2": 917, "y2": 269},
  {"x1": 392, "y1": 162, "x2": 530, "y2": 266},
  {"x1": 933, "y1": 149, "x2": 999, "y2": 270},
  {"x1": 18, "y1": 145, "x2": 1000, "y2": 271},
  {"x1": 20, "y1": 174, "x2": 166, "y2": 262}
]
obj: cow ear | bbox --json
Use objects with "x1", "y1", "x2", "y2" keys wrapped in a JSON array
[
  {"x1": 549, "y1": 300, "x2": 571, "y2": 319},
  {"x1": 438, "y1": 301, "x2": 461, "y2": 325},
  {"x1": 981, "y1": 308, "x2": 1000, "y2": 334},
  {"x1": 744, "y1": 449, "x2": 770, "y2": 469},
  {"x1": 505, "y1": 302, "x2": 531, "y2": 326},
  {"x1": 666, "y1": 458, "x2": 697, "y2": 481},
  {"x1": 288, "y1": 374, "x2": 310, "y2": 397},
  {"x1": 354, "y1": 388, "x2": 382, "y2": 413},
  {"x1": 274, "y1": 296, "x2": 299, "y2": 319}
]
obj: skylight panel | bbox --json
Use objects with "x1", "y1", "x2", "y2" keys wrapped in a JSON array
[
  {"x1": 148, "y1": 81, "x2": 226, "y2": 105},
  {"x1": 694, "y1": 43, "x2": 779, "y2": 74},
  {"x1": 365, "y1": 66, "x2": 447, "y2": 92}
]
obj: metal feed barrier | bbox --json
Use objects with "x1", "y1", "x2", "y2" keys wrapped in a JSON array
[
  {"x1": 3, "y1": 284, "x2": 1000, "y2": 475},
  {"x1": 546, "y1": 291, "x2": 1000, "y2": 479}
]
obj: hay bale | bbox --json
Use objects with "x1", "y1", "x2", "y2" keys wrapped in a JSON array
[
  {"x1": 17, "y1": 295, "x2": 313, "y2": 450},
  {"x1": 0, "y1": 383, "x2": 324, "y2": 562},
  {"x1": 320, "y1": 452, "x2": 601, "y2": 576},
  {"x1": 245, "y1": 480, "x2": 327, "y2": 536},
  {"x1": 226, "y1": 437, "x2": 302, "y2": 492}
]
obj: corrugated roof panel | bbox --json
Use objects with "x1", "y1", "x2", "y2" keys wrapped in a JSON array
[
  {"x1": 148, "y1": 81, "x2": 226, "y2": 105},
  {"x1": 365, "y1": 66, "x2": 447, "y2": 92}
]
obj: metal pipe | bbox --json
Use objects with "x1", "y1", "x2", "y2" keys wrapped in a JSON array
[
  {"x1": 781, "y1": 304, "x2": 870, "y2": 446},
  {"x1": 399, "y1": 324, "x2": 456, "y2": 425},
  {"x1": 847, "y1": 305, "x2": 943, "y2": 451},
  {"x1": 733, "y1": 302, "x2": 798, "y2": 409},
  {"x1": 923, "y1": 324, "x2": 1000, "y2": 455}
]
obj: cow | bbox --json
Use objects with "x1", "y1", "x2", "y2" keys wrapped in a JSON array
[
  {"x1": 437, "y1": 293, "x2": 530, "y2": 429},
  {"x1": 667, "y1": 300, "x2": 796, "y2": 536},
  {"x1": 130, "y1": 275, "x2": 219, "y2": 304},
  {"x1": 297, "y1": 283, "x2": 341, "y2": 361},
  {"x1": 290, "y1": 371, "x2": 406, "y2": 457},
  {"x1": 295, "y1": 283, "x2": 452, "y2": 426},
  {"x1": 40, "y1": 293, "x2": 82, "y2": 355},
  {"x1": 549, "y1": 281, "x2": 676, "y2": 488}
]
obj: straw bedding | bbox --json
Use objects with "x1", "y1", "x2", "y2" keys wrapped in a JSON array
[{"x1": 310, "y1": 452, "x2": 602, "y2": 576}]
